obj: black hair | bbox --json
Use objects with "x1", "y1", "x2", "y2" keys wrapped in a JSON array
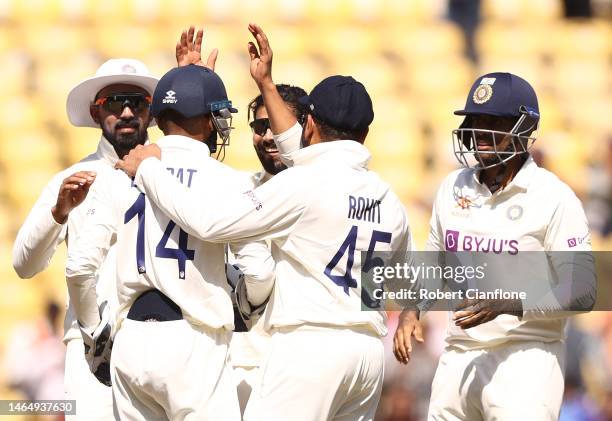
[
  {"x1": 247, "y1": 84, "x2": 308, "y2": 123},
  {"x1": 312, "y1": 116, "x2": 368, "y2": 142}
]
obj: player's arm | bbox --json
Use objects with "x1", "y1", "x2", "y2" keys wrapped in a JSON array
[
  {"x1": 520, "y1": 190, "x2": 596, "y2": 321},
  {"x1": 248, "y1": 23, "x2": 297, "y2": 137},
  {"x1": 125, "y1": 155, "x2": 306, "y2": 243},
  {"x1": 230, "y1": 241, "x2": 275, "y2": 306},
  {"x1": 13, "y1": 171, "x2": 96, "y2": 278},
  {"x1": 65, "y1": 176, "x2": 117, "y2": 330}
]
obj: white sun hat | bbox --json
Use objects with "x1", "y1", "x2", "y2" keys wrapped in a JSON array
[{"x1": 66, "y1": 58, "x2": 159, "y2": 128}]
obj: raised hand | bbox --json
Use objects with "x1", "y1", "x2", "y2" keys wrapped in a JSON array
[
  {"x1": 247, "y1": 23, "x2": 273, "y2": 87},
  {"x1": 175, "y1": 26, "x2": 218, "y2": 70},
  {"x1": 52, "y1": 171, "x2": 96, "y2": 224}
]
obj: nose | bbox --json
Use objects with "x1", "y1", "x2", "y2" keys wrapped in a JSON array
[
  {"x1": 120, "y1": 104, "x2": 135, "y2": 120},
  {"x1": 263, "y1": 128, "x2": 273, "y2": 141}
]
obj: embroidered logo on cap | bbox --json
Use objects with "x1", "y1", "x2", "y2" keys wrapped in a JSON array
[
  {"x1": 122, "y1": 64, "x2": 136, "y2": 73},
  {"x1": 473, "y1": 84, "x2": 493, "y2": 104},
  {"x1": 163, "y1": 90, "x2": 177, "y2": 104}
]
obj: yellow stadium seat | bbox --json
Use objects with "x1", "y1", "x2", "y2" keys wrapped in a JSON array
[
  {"x1": 21, "y1": 25, "x2": 89, "y2": 58},
  {"x1": 482, "y1": 0, "x2": 561, "y2": 22},
  {"x1": 0, "y1": 51, "x2": 30, "y2": 96},
  {"x1": 381, "y1": 0, "x2": 445, "y2": 24},
  {"x1": 0, "y1": 202, "x2": 17, "y2": 244},
  {"x1": 552, "y1": 20, "x2": 611, "y2": 58},
  {"x1": 537, "y1": 130, "x2": 588, "y2": 194},
  {"x1": 475, "y1": 23, "x2": 553, "y2": 58},
  {"x1": 93, "y1": 25, "x2": 159, "y2": 57},
  {"x1": 408, "y1": 57, "x2": 473, "y2": 98},
  {"x1": 6, "y1": 168, "x2": 62, "y2": 212},
  {"x1": 0, "y1": 131, "x2": 61, "y2": 172},
  {"x1": 272, "y1": 56, "x2": 325, "y2": 92},
  {"x1": 0, "y1": 96, "x2": 44, "y2": 131},
  {"x1": 327, "y1": 56, "x2": 398, "y2": 97},
  {"x1": 62, "y1": 125, "x2": 105, "y2": 165},
  {"x1": 552, "y1": 58, "x2": 609, "y2": 98},
  {"x1": 316, "y1": 26, "x2": 380, "y2": 62},
  {"x1": 477, "y1": 56, "x2": 545, "y2": 92},
  {"x1": 386, "y1": 22, "x2": 466, "y2": 60}
]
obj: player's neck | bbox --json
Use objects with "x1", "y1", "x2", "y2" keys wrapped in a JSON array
[{"x1": 480, "y1": 155, "x2": 525, "y2": 193}]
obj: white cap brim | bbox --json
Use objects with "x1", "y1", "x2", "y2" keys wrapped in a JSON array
[{"x1": 66, "y1": 74, "x2": 159, "y2": 128}]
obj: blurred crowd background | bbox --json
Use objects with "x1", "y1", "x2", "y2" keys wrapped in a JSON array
[{"x1": 0, "y1": 0, "x2": 610, "y2": 419}]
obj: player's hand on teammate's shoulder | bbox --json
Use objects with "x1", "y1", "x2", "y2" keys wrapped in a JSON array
[
  {"x1": 115, "y1": 144, "x2": 161, "y2": 178},
  {"x1": 175, "y1": 25, "x2": 218, "y2": 71},
  {"x1": 453, "y1": 298, "x2": 523, "y2": 330},
  {"x1": 393, "y1": 309, "x2": 424, "y2": 365},
  {"x1": 247, "y1": 23, "x2": 273, "y2": 87},
  {"x1": 51, "y1": 171, "x2": 97, "y2": 224}
]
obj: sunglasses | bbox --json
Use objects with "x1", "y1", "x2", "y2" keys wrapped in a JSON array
[
  {"x1": 249, "y1": 118, "x2": 271, "y2": 136},
  {"x1": 94, "y1": 93, "x2": 152, "y2": 115}
]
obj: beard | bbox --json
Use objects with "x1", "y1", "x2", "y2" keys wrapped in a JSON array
[
  {"x1": 103, "y1": 119, "x2": 148, "y2": 157},
  {"x1": 254, "y1": 144, "x2": 287, "y2": 175}
]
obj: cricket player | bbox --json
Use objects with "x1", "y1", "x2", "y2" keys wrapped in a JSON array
[
  {"x1": 230, "y1": 83, "x2": 308, "y2": 414},
  {"x1": 393, "y1": 72, "x2": 596, "y2": 420},
  {"x1": 116, "y1": 23, "x2": 412, "y2": 421},
  {"x1": 66, "y1": 64, "x2": 277, "y2": 420},
  {"x1": 12, "y1": 58, "x2": 158, "y2": 420}
]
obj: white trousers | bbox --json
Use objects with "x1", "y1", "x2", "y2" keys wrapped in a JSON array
[
  {"x1": 428, "y1": 340, "x2": 565, "y2": 421},
  {"x1": 111, "y1": 319, "x2": 240, "y2": 421},
  {"x1": 64, "y1": 338, "x2": 114, "y2": 421},
  {"x1": 244, "y1": 325, "x2": 384, "y2": 421}
]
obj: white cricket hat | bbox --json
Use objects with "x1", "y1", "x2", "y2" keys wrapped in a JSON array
[{"x1": 66, "y1": 58, "x2": 159, "y2": 128}]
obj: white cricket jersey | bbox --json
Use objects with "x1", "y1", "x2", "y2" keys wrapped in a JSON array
[
  {"x1": 229, "y1": 168, "x2": 273, "y2": 368},
  {"x1": 66, "y1": 135, "x2": 274, "y2": 332},
  {"x1": 13, "y1": 136, "x2": 120, "y2": 343},
  {"x1": 133, "y1": 123, "x2": 413, "y2": 337},
  {"x1": 427, "y1": 155, "x2": 592, "y2": 350}
]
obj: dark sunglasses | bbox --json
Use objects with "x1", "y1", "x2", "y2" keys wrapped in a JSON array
[
  {"x1": 249, "y1": 118, "x2": 271, "y2": 136},
  {"x1": 94, "y1": 93, "x2": 152, "y2": 115}
]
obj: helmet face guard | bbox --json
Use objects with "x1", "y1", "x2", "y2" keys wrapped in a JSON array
[
  {"x1": 207, "y1": 101, "x2": 235, "y2": 161},
  {"x1": 452, "y1": 106, "x2": 540, "y2": 169}
]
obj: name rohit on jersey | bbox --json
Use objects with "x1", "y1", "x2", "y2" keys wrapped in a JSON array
[{"x1": 348, "y1": 195, "x2": 381, "y2": 223}]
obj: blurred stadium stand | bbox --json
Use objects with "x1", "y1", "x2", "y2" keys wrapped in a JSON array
[{"x1": 0, "y1": 0, "x2": 610, "y2": 419}]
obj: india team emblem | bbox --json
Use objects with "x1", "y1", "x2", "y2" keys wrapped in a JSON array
[
  {"x1": 506, "y1": 204, "x2": 523, "y2": 221},
  {"x1": 456, "y1": 195, "x2": 473, "y2": 210},
  {"x1": 473, "y1": 84, "x2": 493, "y2": 104}
]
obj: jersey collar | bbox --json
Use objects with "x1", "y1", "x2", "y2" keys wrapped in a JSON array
[
  {"x1": 97, "y1": 136, "x2": 120, "y2": 166},
  {"x1": 291, "y1": 140, "x2": 371, "y2": 169},
  {"x1": 155, "y1": 135, "x2": 211, "y2": 156},
  {"x1": 472, "y1": 154, "x2": 538, "y2": 194}
]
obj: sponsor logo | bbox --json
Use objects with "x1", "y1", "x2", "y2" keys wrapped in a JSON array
[
  {"x1": 567, "y1": 233, "x2": 589, "y2": 248},
  {"x1": 480, "y1": 77, "x2": 496, "y2": 85},
  {"x1": 163, "y1": 90, "x2": 177, "y2": 104},
  {"x1": 445, "y1": 230, "x2": 460, "y2": 252},
  {"x1": 473, "y1": 84, "x2": 493, "y2": 104},
  {"x1": 444, "y1": 229, "x2": 519, "y2": 255}
]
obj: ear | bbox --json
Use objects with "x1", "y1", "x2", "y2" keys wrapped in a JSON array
[
  {"x1": 90, "y1": 104, "x2": 100, "y2": 124},
  {"x1": 357, "y1": 127, "x2": 369, "y2": 144}
]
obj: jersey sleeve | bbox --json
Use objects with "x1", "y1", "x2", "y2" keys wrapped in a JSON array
[
  {"x1": 134, "y1": 157, "x2": 307, "y2": 244},
  {"x1": 272, "y1": 122, "x2": 302, "y2": 167},
  {"x1": 425, "y1": 184, "x2": 445, "y2": 252},
  {"x1": 522, "y1": 189, "x2": 596, "y2": 321},
  {"x1": 229, "y1": 241, "x2": 275, "y2": 306},
  {"x1": 65, "y1": 175, "x2": 119, "y2": 328},
  {"x1": 12, "y1": 173, "x2": 67, "y2": 279},
  {"x1": 544, "y1": 189, "x2": 591, "y2": 251}
]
